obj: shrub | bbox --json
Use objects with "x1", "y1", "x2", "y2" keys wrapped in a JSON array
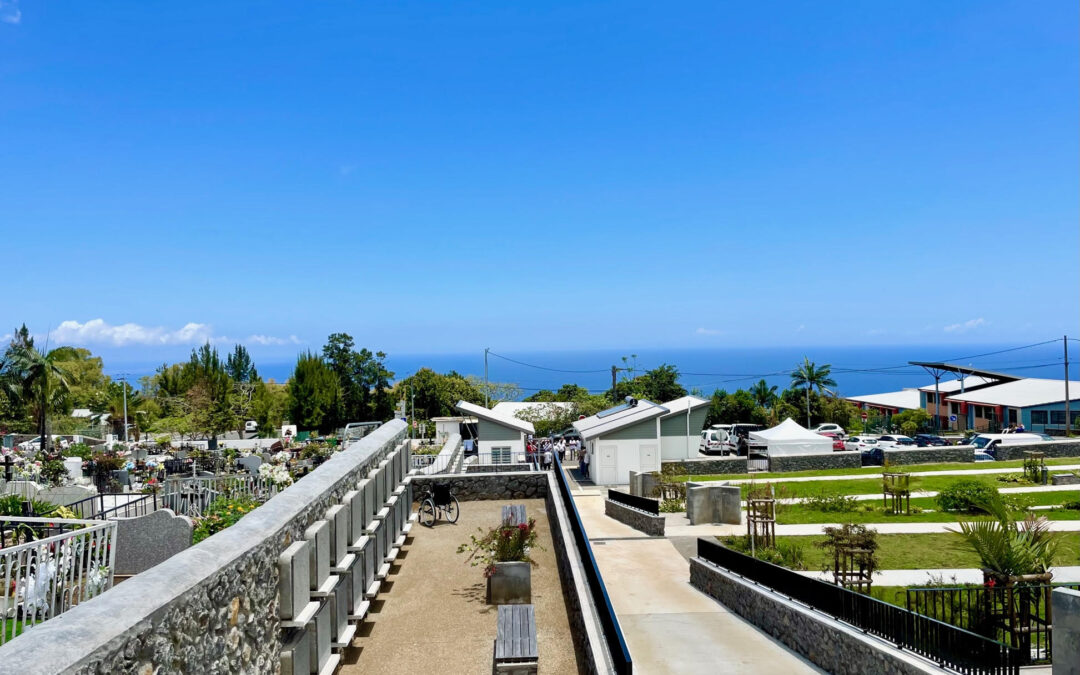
[
  {"x1": 66, "y1": 443, "x2": 93, "y2": 460},
  {"x1": 719, "y1": 535, "x2": 806, "y2": 570},
  {"x1": 193, "y1": 495, "x2": 260, "y2": 543},
  {"x1": 39, "y1": 459, "x2": 69, "y2": 487},
  {"x1": 936, "y1": 480, "x2": 1000, "y2": 513},
  {"x1": 457, "y1": 518, "x2": 542, "y2": 578},
  {"x1": 804, "y1": 492, "x2": 859, "y2": 513},
  {"x1": 1060, "y1": 499, "x2": 1080, "y2": 511},
  {"x1": 818, "y1": 523, "x2": 879, "y2": 575},
  {"x1": 995, "y1": 473, "x2": 1029, "y2": 485},
  {"x1": 659, "y1": 498, "x2": 684, "y2": 513}
]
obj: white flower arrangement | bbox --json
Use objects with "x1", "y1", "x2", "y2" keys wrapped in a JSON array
[
  {"x1": 259, "y1": 462, "x2": 294, "y2": 487},
  {"x1": 271, "y1": 451, "x2": 291, "y2": 465}
]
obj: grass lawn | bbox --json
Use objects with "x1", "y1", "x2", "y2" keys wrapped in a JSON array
[
  {"x1": 758, "y1": 533, "x2": 1080, "y2": 570},
  {"x1": 774, "y1": 492, "x2": 1080, "y2": 525},
  {"x1": 676, "y1": 456, "x2": 1080, "y2": 483},
  {"x1": 733, "y1": 472, "x2": 1044, "y2": 500},
  {"x1": 2, "y1": 618, "x2": 24, "y2": 642}
]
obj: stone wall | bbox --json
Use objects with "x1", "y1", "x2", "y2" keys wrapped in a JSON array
[
  {"x1": 769, "y1": 451, "x2": 861, "y2": 473},
  {"x1": 465, "y1": 463, "x2": 534, "y2": 474},
  {"x1": 690, "y1": 558, "x2": 938, "y2": 675},
  {"x1": 883, "y1": 446, "x2": 973, "y2": 466},
  {"x1": 604, "y1": 498, "x2": 665, "y2": 536},
  {"x1": 662, "y1": 456, "x2": 748, "y2": 475},
  {"x1": 996, "y1": 440, "x2": 1080, "y2": 462},
  {"x1": 0, "y1": 420, "x2": 408, "y2": 675},
  {"x1": 411, "y1": 471, "x2": 548, "y2": 501}
]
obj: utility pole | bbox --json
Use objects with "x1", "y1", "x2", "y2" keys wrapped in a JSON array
[
  {"x1": 122, "y1": 376, "x2": 129, "y2": 444},
  {"x1": 1065, "y1": 336, "x2": 1071, "y2": 437},
  {"x1": 410, "y1": 386, "x2": 416, "y2": 442},
  {"x1": 484, "y1": 348, "x2": 490, "y2": 408},
  {"x1": 611, "y1": 365, "x2": 617, "y2": 394}
]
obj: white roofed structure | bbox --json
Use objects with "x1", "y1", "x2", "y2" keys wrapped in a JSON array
[
  {"x1": 749, "y1": 418, "x2": 832, "y2": 456},
  {"x1": 945, "y1": 378, "x2": 1080, "y2": 408},
  {"x1": 845, "y1": 390, "x2": 921, "y2": 412}
]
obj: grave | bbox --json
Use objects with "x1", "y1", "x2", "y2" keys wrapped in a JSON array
[{"x1": 114, "y1": 508, "x2": 194, "y2": 576}]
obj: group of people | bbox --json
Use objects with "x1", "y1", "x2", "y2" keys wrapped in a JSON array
[{"x1": 525, "y1": 435, "x2": 586, "y2": 474}]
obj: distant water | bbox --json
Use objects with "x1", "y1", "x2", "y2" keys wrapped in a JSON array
[{"x1": 106, "y1": 343, "x2": 1068, "y2": 398}]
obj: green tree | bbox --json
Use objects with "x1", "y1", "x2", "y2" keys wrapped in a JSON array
[
  {"x1": 610, "y1": 364, "x2": 687, "y2": 403},
  {"x1": 790, "y1": 357, "x2": 836, "y2": 427},
  {"x1": 288, "y1": 352, "x2": 341, "y2": 433},
  {"x1": 49, "y1": 346, "x2": 109, "y2": 410},
  {"x1": 1, "y1": 334, "x2": 71, "y2": 454},
  {"x1": 181, "y1": 343, "x2": 235, "y2": 441},
  {"x1": 225, "y1": 344, "x2": 259, "y2": 383},
  {"x1": 322, "y1": 333, "x2": 396, "y2": 423},
  {"x1": 749, "y1": 379, "x2": 778, "y2": 408},
  {"x1": 466, "y1": 375, "x2": 522, "y2": 406},
  {"x1": 394, "y1": 368, "x2": 483, "y2": 420},
  {"x1": 252, "y1": 381, "x2": 289, "y2": 436}
]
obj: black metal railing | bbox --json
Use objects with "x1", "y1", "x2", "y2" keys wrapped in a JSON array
[
  {"x1": 553, "y1": 453, "x2": 632, "y2": 674},
  {"x1": 907, "y1": 583, "x2": 1080, "y2": 664},
  {"x1": 607, "y1": 489, "x2": 659, "y2": 516},
  {"x1": 45, "y1": 492, "x2": 159, "y2": 520},
  {"x1": 697, "y1": 539, "x2": 1021, "y2": 675}
]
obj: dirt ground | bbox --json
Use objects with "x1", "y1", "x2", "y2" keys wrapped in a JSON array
[{"x1": 340, "y1": 498, "x2": 583, "y2": 675}]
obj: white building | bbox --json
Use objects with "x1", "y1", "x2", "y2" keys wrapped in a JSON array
[
  {"x1": 657, "y1": 396, "x2": 710, "y2": 460},
  {"x1": 455, "y1": 400, "x2": 535, "y2": 464},
  {"x1": 430, "y1": 416, "x2": 476, "y2": 445},
  {"x1": 573, "y1": 399, "x2": 667, "y2": 486}
]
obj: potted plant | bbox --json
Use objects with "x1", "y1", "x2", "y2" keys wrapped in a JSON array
[{"x1": 458, "y1": 518, "x2": 541, "y2": 604}]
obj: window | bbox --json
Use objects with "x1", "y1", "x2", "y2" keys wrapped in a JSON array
[
  {"x1": 926, "y1": 393, "x2": 936, "y2": 404},
  {"x1": 1051, "y1": 411, "x2": 1066, "y2": 425},
  {"x1": 490, "y1": 447, "x2": 512, "y2": 464},
  {"x1": 1030, "y1": 411, "x2": 1048, "y2": 425}
]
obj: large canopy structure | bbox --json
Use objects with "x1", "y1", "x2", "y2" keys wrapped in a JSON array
[{"x1": 750, "y1": 418, "x2": 832, "y2": 456}]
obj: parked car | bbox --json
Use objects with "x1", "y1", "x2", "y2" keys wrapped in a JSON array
[
  {"x1": 818, "y1": 432, "x2": 846, "y2": 451},
  {"x1": 861, "y1": 446, "x2": 884, "y2": 466},
  {"x1": 969, "y1": 433, "x2": 1046, "y2": 459},
  {"x1": 974, "y1": 451, "x2": 995, "y2": 462},
  {"x1": 725, "y1": 423, "x2": 765, "y2": 456},
  {"x1": 699, "y1": 429, "x2": 726, "y2": 455},
  {"x1": 843, "y1": 435, "x2": 878, "y2": 453},
  {"x1": 913, "y1": 434, "x2": 949, "y2": 447},
  {"x1": 244, "y1": 420, "x2": 258, "y2": 433},
  {"x1": 876, "y1": 435, "x2": 916, "y2": 449},
  {"x1": 811, "y1": 423, "x2": 846, "y2": 439}
]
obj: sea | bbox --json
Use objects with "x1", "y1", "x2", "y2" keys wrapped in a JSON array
[{"x1": 104, "y1": 342, "x2": 1069, "y2": 399}]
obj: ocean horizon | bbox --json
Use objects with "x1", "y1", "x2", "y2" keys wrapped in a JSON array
[{"x1": 102, "y1": 342, "x2": 1069, "y2": 399}]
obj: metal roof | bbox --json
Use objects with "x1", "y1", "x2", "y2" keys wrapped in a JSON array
[
  {"x1": 454, "y1": 400, "x2": 535, "y2": 434},
  {"x1": 657, "y1": 395, "x2": 710, "y2": 417},
  {"x1": 844, "y1": 390, "x2": 922, "y2": 410},
  {"x1": 916, "y1": 375, "x2": 997, "y2": 394},
  {"x1": 945, "y1": 378, "x2": 1080, "y2": 408},
  {"x1": 573, "y1": 399, "x2": 668, "y2": 440}
]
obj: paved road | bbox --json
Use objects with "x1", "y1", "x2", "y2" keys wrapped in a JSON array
[{"x1": 564, "y1": 469, "x2": 823, "y2": 675}]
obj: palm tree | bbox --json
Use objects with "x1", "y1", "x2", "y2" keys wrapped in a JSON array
[
  {"x1": 955, "y1": 493, "x2": 1061, "y2": 580},
  {"x1": 789, "y1": 357, "x2": 836, "y2": 428},
  {"x1": 4, "y1": 343, "x2": 71, "y2": 456},
  {"x1": 749, "y1": 379, "x2": 778, "y2": 408}
]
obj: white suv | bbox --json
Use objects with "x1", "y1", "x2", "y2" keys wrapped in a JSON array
[
  {"x1": 812, "y1": 423, "x2": 846, "y2": 438},
  {"x1": 699, "y1": 429, "x2": 726, "y2": 455},
  {"x1": 844, "y1": 435, "x2": 878, "y2": 452}
]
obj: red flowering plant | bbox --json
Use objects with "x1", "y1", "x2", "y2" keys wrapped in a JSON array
[{"x1": 457, "y1": 518, "x2": 542, "y2": 578}]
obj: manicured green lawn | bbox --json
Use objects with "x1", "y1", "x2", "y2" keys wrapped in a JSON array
[
  {"x1": 753, "y1": 533, "x2": 1080, "y2": 571},
  {"x1": 775, "y1": 492, "x2": 1080, "y2": 525},
  {"x1": 736, "y1": 472, "x2": 1041, "y2": 500},
  {"x1": 675, "y1": 456, "x2": 1080, "y2": 483},
  {"x1": 2, "y1": 618, "x2": 24, "y2": 642}
]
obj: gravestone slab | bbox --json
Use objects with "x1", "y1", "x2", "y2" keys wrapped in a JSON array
[
  {"x1": 280, "y1": 628, "x2": 312, "y2": 675},
  {"x1": 324, "y1": 504, "x2": 349, "y2": 568},
  {"x1": 686, "y1": 481, "x2": 741, "y2": 525},
  {"x1": 279, "y1": 541, "x2": 312, "y2": 621},
  {"x1": 114, "y1": 508, "x2": 194, "y2": 576},
  {"x1": 37, "y1": 484, "x2": 95, "y2": 507},
  {"x1": 304, "y1": 521, "x2": 331, "y2": 591},
  {"x1": 238, "y1": 455, "x2": 263, "y2": 474},
  {"x1": 62, "y1": 457, "x2": 85, "y2": 481}
]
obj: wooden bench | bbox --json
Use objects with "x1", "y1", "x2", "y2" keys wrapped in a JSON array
[
  {"x1": 493, "y1": 604, "x2": 538, "y2": 675},
  {"x1": 501, "y1": 504, "x2": 526, "y2": 526}
]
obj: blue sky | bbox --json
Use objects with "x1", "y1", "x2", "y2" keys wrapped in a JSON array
[{"x1": 1, "y1": 1, "x2": 1076, "y2": 364}]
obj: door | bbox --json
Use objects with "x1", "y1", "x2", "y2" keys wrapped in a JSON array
[
  {"x1": 598, "y1": 444, "x2": 617, "y2": 485},
  {"x1": 639, "y1": 443, "x2": 657, "y2": 472}
]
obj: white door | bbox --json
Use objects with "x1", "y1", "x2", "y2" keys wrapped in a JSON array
[
  {"x1": 639, "y1": 443, "x2": 657, "y2": 472},
  {"x1": 598, "y1": 444, "x2": 617, "y2": 485}
]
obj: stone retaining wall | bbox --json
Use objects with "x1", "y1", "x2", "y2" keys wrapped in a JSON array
[
  {"x1": 883, "y1": 446, "x2": 973, "y2": 466},
  {"x1": 604, "y1": 498, "x2": 665, "y2": 536},
  {"x1": 465, "y1": 463, "x2": 534, "y2": 474},
  {"x1": 769, "y1": 451, "x2": 860, "y2": 473},
  {"x1": 411, "y1": 471, "x2": 548, "y2": 501},
  {"x1": 996, "y1": 440, "x2": 1080, "y2": 462},
  {"x1": 0, "y1": 420, "x2": 408, "y2": 675},
  {"x1": 662, "y1": 456, "x2": 748, "y2": 475},
  {"x1": 690, "y1": 558, "x2": 937, "y2": 675},
  {"x1": 1053, "y1": 587, "x2": 1080, "y2": 673}
]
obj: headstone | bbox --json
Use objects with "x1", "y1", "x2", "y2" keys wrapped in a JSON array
[
  {"x1": 280, "y1": 628, "x2": 312, "y2": 675},
  {"x1": 113, "y1": 509, "x2": 194, "y2": 575},
  {"x1": 325, "y1": 505, "x2": 349, "y2": 569},
  {"x1": 62, "y1": 457, "x2": 84, "y2": 481},
  {"x1": 304, "y1": 521, "x2": 331, "y2": 592},
  {"x1": 686, "y1": 481, "x2": 742, "y2": 525},
  {"x1": 238, "y1": 455, "x2": 263, "y2": 474},
  {"x1": 279, "y1": 541, "x2": 312, "y2": 621},
  {"x1": 5, "y1": 480, "x2": 41, "y2": 500},
  {"x1": 308, "y1": 600, "x2": 334, "y2": 673},
  {"x1": 37, "y1": 484, "x2": 95, "y2": 507}
]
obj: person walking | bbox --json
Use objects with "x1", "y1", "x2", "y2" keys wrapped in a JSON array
[
  {"x1": 543, "y1": 447, "x2": 552, "y2": 471},
  {"x1": 581, "y1": 446, "x2": 590, "y2": 479}
]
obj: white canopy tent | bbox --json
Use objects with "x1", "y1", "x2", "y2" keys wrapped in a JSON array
[{"x1": 749, "y1": 418, "x2": 832, "y2": 456}]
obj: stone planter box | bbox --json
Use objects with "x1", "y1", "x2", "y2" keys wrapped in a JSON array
[{"x1": 487, "y1": 561, "x2": 531, "y2": 605}]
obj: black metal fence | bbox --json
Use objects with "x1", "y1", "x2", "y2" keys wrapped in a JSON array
[
  {"x1": 607, "y1": 489, "x2": 659, "y2": 516},
  {"x1": 697, "y1": 539, "x2": 1021, "y2": 675},
  {"x1": 553, "y1": 453, "x2": 632, "y2": 675},
  {"x1": 42, "y1": 492, "x2": 159, "y2": 520},
  {"x1": 907, "y1": 583, "x2": 1080, "y2": 664}
]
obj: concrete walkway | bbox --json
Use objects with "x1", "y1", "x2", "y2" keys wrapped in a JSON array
[
  {"x1": 798, "y1": 566, "x2": 1080, "y2": 587},
  {"x1": 564, "y1": 469, "x2": 823, "y2": 674},
  {"x1": 718, "y1": 464, "x2": 1080, "y2": 485},
  {"x1": 666, "y1": 517, "x2": 1080, "y2": 538}
]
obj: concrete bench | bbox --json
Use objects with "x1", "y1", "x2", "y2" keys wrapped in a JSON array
[
  {"x1": 494, "y1": 604, "x2": 538, "y2": 675},
  {"x1": 501, "y1": 504, "x2": 526, "y2": 526}
]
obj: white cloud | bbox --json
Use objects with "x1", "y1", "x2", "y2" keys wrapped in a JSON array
[
  {"x1": 944, "y1": 318, "x2": 987, "y2": 333},
  {"x1": 695, "y1": 327, "x2": 725, "y2": 336},
  {"x1": 49, "y1": 319, "x2": 301, "y2": 348},
  {"x1": 246, "y1": 334, "x2": 302, "y2": 346},
  {"x1": 795, "y1": 324, "x2": 806, "y2": 333},
  {"x1": 0, "y1": 1, "x2": 21, "y2": 24}
]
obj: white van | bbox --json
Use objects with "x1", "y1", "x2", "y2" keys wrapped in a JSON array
[
  {"x1": 699, "y1": 429, "x2": 726, "y2": 455},
  {"x1": 969, "y1": 433, "x2": 1045, "y2": 459}
]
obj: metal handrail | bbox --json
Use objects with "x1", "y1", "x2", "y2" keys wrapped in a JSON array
[{"x1": 553, "y1": 452, "x2": 632, "y2": 674}]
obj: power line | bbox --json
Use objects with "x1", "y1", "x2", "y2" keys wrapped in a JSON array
[{"x1": 486, "y1": 350, "x2": 610, "y2": 374}]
